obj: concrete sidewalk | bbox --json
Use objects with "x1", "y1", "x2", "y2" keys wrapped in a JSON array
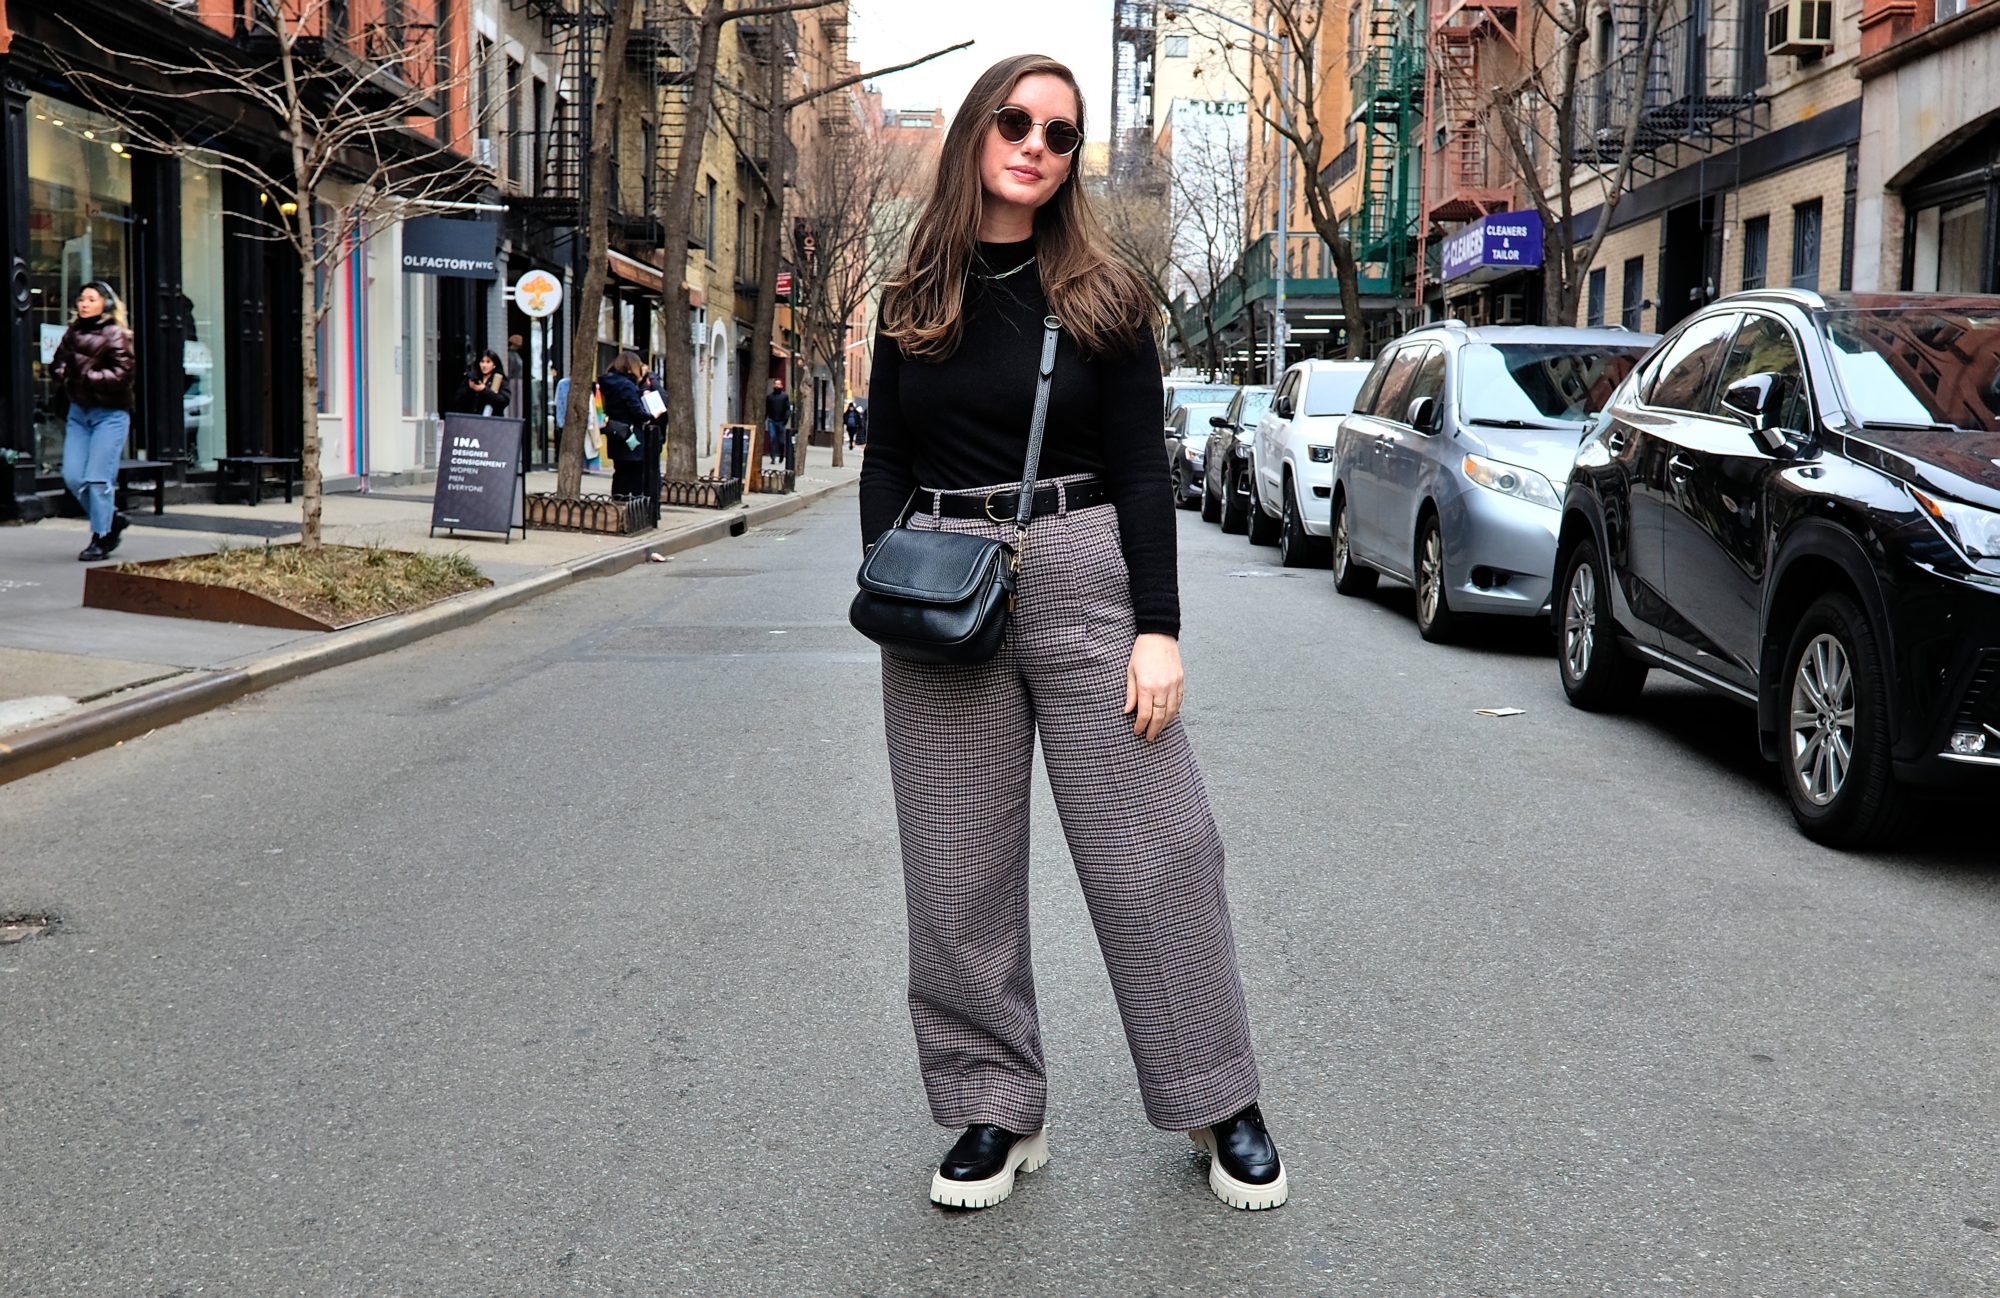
[{"x1": 0, "y1": 453, "x2": 863, "y2": 767}]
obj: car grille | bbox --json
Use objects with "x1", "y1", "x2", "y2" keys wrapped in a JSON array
[{"x1": 1953, "y1": 651, "x2": 2000, "y2": 737}]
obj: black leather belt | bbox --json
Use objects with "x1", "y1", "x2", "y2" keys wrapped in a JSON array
[{"x1": 926, "y1": 478, "x2": 1112, "y2": 522}]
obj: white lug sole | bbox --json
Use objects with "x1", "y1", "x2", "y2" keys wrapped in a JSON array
[
  {"x1": 1190, "y1": 1128, "x2": 1289, "y2": 1210},
  {"x1": 928, "y1": 1128, "x2": 1050, "y2": 1209}
]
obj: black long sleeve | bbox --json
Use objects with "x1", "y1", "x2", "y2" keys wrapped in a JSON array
[{"x1": 857, "y1": 238, "x2": 1179, "y2": 637}]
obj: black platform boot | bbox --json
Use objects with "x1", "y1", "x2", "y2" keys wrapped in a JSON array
[
  {"x1": 928, "y1": 1123, "x2": 1050, "y2": 1209},
  {"x1": 1190, "y1": 1103, "x2": 1288, "y2": 1209}
]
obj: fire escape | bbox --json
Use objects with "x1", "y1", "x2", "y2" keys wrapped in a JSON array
[
  {"x1": 1572, "y1": 0, "x2": 1765, "y2": 179},
  {"x1": 1354, "y1": 0, "x2": 1424, "y2": 298},
  {"x1": 1425, "y1": 0, "x2": 1517, "y2": 226},
  {"x1": 1110, "y1": 0, "x2": 1158, "y2": 188}
]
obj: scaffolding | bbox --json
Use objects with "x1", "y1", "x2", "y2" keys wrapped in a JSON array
[{"x1": 1354, "y1": 0, "x2": 1424, "y2": 299}]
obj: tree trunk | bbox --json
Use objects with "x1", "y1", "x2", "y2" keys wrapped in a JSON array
[
  {"x1": 557, "y1": 0, "x2": 641, "y2": 499},
  {"x1": 745, "y1": 39, "x2": 787, "y2": 476},
  {"x1": 658, "y1": 12, "x2": 725, "y2": 485},
  {"x1": 1329, "y1": 235, "x2": 1367, "y2": 361},
  {"x1": 300, "y1": 249, "x2": 322, "y2": 549}
]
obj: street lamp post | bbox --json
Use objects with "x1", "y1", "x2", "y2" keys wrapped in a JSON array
[{"x1": 1164, "y1": 4, "x2": 1289, "y2": 386}]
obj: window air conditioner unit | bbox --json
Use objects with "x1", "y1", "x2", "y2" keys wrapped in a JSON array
[
  {"x1": 474, "y1": 137, "x2": 499, "y2": 170},
  {"x1": 1766, "y1": 0, "x2": 1834, "y2": 57}
]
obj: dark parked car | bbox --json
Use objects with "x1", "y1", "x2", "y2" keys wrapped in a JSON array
[
  {"x1": 1202, "y1": 384, "x2": 1274, "y2": 525},
  {"x1": 1555, "y1": 289, "x2": 2000, "y2": 846},
  {"x1": 1167, "y1": 402, "x2": 1229, "y2": 508}
]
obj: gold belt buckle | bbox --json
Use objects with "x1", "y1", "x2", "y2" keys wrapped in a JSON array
[{"x1": 984, "y1": 489, "x2": 1012, "y2": 523}]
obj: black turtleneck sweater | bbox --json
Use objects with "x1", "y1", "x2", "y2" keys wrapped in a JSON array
[{"x1": 858, "y1": 237, "x2": 1179, "y2": 638}]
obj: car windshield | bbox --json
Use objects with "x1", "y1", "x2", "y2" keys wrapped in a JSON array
[
  {"x1": 1237, "y1": 390, "x2": 1274, "y2": 425},
  {"x1": 1821, "y1": 307, "x2": 2000, "y2": 432},
  {"x1": 1458, "y1": 343, "x2": 1650, "y2": 423},
  {"x1": 1303, "y1": 370, "x2": 1368, "y2": 417},
  {"x1": 1170, "y1": 386, "x2": 1236, "y2": 411},
  {"x1": 1179, "y1": 403, "x2": 1228, "y2": 433}
]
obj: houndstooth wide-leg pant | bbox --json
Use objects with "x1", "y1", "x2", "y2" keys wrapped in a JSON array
[{"x1": 880, "y1": 475, "x2": 1261, "y2": 1135}]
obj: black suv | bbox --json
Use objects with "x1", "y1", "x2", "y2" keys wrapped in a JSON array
[{"x1": 1555, "y1": 290, "x2": 2000, "y2": 846}]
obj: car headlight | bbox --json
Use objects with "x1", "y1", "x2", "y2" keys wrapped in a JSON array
[
  {"x1": 1912, "y1": 487, "x2": 2000, "y2": 561},
  {"x1": 1462, "y1": 454, "x2": 1562, "y2": 510},
  {"x1": 1307, "y1": 445, "x2": 1334, "y2": 463}
]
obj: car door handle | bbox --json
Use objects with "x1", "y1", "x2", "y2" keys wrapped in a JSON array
[
  {"x1": 1667, "y1": 454, "x2": 1696, "y2": 481},
  {"x1": 1605, "y1": 428, "x2": 1627, "y2": 453}
]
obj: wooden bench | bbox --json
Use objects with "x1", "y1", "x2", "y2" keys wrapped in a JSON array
[
  {"x1": 216, "y1": 454, "x2": 301, "y2": 506},
  {"x1": 116, "y1": 458, "x2": 171, "y2": 516}
]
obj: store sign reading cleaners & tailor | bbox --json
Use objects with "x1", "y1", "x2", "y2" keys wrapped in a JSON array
[{"x1": 1441, "y1": 211, "x2": 1544, "y2": 283}]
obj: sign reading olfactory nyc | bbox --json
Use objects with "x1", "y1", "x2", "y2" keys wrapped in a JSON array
[
  {"x1": 401, "y1": 218, "x2": 500, "y2": 278},
  {"x1": 1441, "y1": 211, "x2": 1544, "y2": 284}
]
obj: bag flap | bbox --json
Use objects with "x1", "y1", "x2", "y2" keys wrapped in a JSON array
[{"x1": 857, "y1": 528, "x2": 1008, "y2": 604}]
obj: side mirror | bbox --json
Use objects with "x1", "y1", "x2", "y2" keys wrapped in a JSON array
[
  {"x1": 1721, "y1": 373, "x2": 1790, "y2": 453},
  {"x1": 1209, "y1": 414, "x2": 1230, "y2": 429},
  {"x1": 1273, "y1": 395, "x2": 1294, "y2": 420},
  {"x1": 1406, "y1": 395, "x2": 1438, "y2": 432}
]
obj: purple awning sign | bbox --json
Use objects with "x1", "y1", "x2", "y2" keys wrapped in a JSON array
[{"x1": 1441, "y1": 211, "x2": 1544, "y2": 283}]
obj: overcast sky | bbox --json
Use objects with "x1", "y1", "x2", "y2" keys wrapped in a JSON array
[{"x1": 848, "y1": 0, "x2": 1116, "y2": 139}]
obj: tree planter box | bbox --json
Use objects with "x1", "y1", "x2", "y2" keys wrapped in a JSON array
[
  {"x1": 748, "y1": 470, "x2": 795, "y2": 495},
  {"x1": 85, "y1": 558, "x2": 340, "y2": 631},
  {"x1": 524, "y1": 492, "x2": 650, "y2": 534},
  {"x1": 662, "y1": 477, "x2": 743, "y2": 509}
]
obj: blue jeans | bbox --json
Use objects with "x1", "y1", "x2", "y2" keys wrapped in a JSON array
[
  {"x1": 62, "y1": 404, "x2": 129, "y2": 535},
  {"x1": 764, "y1": 418, "x2": 789, "y2": 461}
]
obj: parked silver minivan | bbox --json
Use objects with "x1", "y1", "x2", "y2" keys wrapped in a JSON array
[{"x1": 1330, "y1": 324, "x2": 1657, "y2": 641}]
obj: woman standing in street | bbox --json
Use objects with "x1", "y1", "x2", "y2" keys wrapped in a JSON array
[
  {"x1": 51, "y1": 280, "x2": 136, "y2": 562},
  {"x1": 596, "y1": 349, "x2": 651, "y2": 502},
  {"x1": 858, "y1": 54, "x2": 1286, "y2": 1213}
]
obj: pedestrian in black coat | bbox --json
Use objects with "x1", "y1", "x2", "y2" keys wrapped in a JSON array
[
  {"x1": 455, "y1": 349, "x2": 510, "y2": 416},
  {"x1": 598, "y1": 350, "x2": 651, "y2": 501}
]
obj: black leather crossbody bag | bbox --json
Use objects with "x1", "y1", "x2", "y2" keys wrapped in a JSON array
[{"x1": 849, "y1": 315, "x2": 1060, "y2": 664}]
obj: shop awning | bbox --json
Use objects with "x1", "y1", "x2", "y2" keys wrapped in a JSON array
[{"x1": 608, "y1": 250, "x2": 664, "y2": 294}]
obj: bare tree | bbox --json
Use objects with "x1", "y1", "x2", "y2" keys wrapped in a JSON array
[
  {"x1": 58, "y1": 1, "x2": 482, "y2": 548},
  {"x1": 791, "y1": 114, "x2": 920, "y2": 467},
  {"x1": 1164, "y1": 1, "x2": 1367, "y2": 360},
  {"x1": 727, "y1": 35, "x2": 970, "y2": 480},
  {"x1": 1097, "y1": 158, "x2": 1183, "y2": 360},
  {"x1": 1166, "y1": 110, "x2": 1247, "y2": 376},
  {"x1": 556, "y1": 0, "x2": 645, "y2": 498},
  {"x1": 1486, "y1": 0, "x2": 1674, "y2": 323}
]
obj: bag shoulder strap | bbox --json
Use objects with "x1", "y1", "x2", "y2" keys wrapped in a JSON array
[{"x1": 1014, "y1": 316, "x2": 1061, "y2": 533}]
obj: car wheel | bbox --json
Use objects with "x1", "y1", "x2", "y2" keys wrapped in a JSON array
[
  {"x1": 1780, "y1": 593, "x2": 1909, "y2": 849},
  {"x1": 1278, "y1": 480, "x2": 1328, "y2": 568},
  {"x1": 1175, "y1": 463, "x2": 1200, "y2": 510},
  {"x1": 1332, "y1": 493, "x2": 1377, "y2": 596},
  {"x1": 1220, "y1": 465, "x2": 1249, "y2": 534},
  {"x1": 1247, "y1": 472, "x2": 1280, "y2": 547},
  {"x1": 1413, "y1": 512, "x2": 1460, "y2": 643},
  {"x1": 1201, "y1": 473, "x2": 1221, "y2": 523},
  {"x1": 1555, "y1": 537, "x2": 1647, "y2": 711}
]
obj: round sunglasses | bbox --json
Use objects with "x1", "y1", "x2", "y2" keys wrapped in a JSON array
[{"x1": 991, "y1": 105, "x2": 1082, "y2": 158}]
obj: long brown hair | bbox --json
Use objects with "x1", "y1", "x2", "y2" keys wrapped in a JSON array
[{"x1": 880, "y1": 54, "x2": 1154, "y2": 360}]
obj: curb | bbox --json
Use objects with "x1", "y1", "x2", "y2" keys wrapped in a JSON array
[{"x1": 0, "y1": 477, "x2": 855, "y2": 787}]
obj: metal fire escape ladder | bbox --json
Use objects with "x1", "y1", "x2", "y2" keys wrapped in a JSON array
[
  {"x1": 1109, "y1": 0, "x2": 1157, "y2": 187},
  {"x1": 1355, "y1": 0, "x2": 1423, "y2": 294},
  {"x1": 1575, "y1": 0, "x2": 1765, "y2": 179}
]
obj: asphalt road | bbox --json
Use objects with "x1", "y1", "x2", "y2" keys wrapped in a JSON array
[{"x1": 4, "y1": 485, "x2": 1997, "y2": 1298}]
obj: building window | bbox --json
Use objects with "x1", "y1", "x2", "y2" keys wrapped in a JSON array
[
  {"x1": 1790, "y1": 199, "x2": 1822, "y2": 290},
  {"x1": 506, "y1": 58, "x2": 524, "y2": 188},
  {"x1": 1741, "y1": 215, "x2": 1769, "y2": 290},
  {"x1": 1586, "y1": 267, "x2": 1606, "y2": 327},
  {"x1": 704, "y1": 177, "x2": 718, "y2": 254},
  {"x1": 734, "y1": 200, "x2": 747, "y2": 279},
  {"x1": 1164, "y1": 34, "x2": 1190, "y2": 57},
  {"x1": 531, "y1": 78, "x2": 548, "y2": 194},
  {"x1": 1620, "y1": 256, "x2": 1644, "y2": 332},
  {"x1": 1910, "y1": 196, "x2": 1987, "y2": 292}
]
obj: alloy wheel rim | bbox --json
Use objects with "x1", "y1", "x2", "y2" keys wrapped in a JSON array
[
  {"x1": 1335, "y1": 507, "x2": 1350, "y2": 576},
  {"x1": 1419, "y1": 527, "x2": 1442, "y2": 624},
  {"x1": 1563, "y1": 562, "x2": 1596, "y2": 681},
  {"x1": 1789, "y1": 632, "x2": 1856, "y2": 807}
]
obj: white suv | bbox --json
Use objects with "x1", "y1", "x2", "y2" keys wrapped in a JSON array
[{"x1": 1248, "y1": 360, "x2": 1374, "y2": 566}]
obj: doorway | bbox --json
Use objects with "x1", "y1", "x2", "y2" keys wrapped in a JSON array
[{"x1": 1657, "y1": 197, "x2": 1720, "y2": 333}]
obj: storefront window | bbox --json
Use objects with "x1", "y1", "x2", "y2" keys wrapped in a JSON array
[
  {"x1": 1911, "y1": 197, "x2": 1987, "y2": 293},
  {"x1": 26, "y1": 94, "x2": 134, "y2": 475},
  {"x1": 402, "y1": 271, "x2": 437, "y2": 418},
  {"x1": 179, "y1": 160, "x2": 229, "y2": 469}
]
